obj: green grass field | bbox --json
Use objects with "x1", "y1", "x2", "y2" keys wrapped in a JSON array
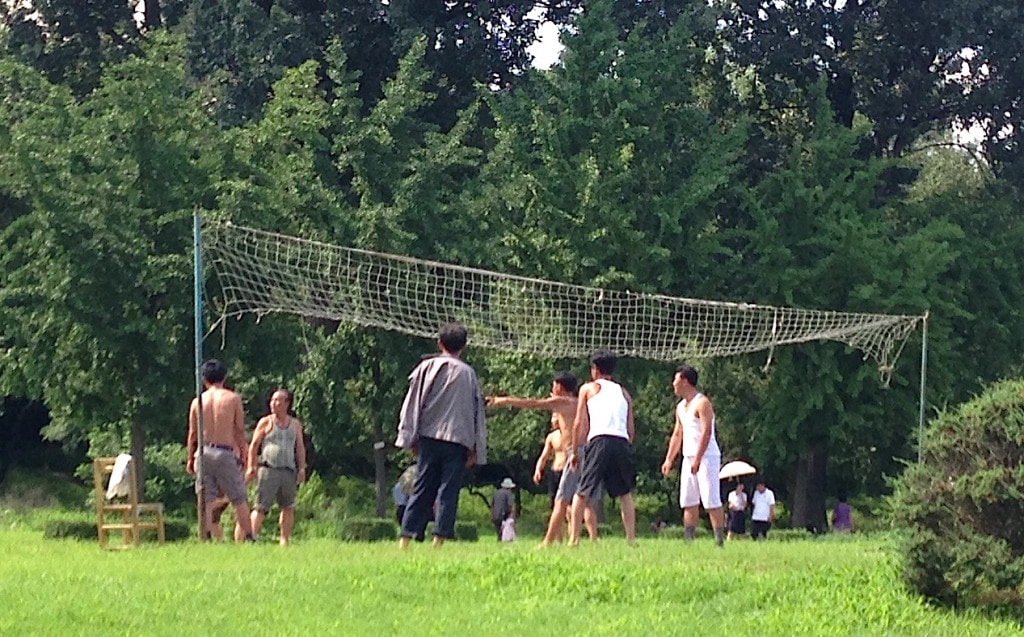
[{"x1": 1, "y1": 529, "x2": 1021, "y2": 636}]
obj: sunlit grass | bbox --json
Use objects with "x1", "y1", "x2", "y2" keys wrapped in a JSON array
[{"x1": 0, "y1": 530, "x2": 1019, "y2": 636}]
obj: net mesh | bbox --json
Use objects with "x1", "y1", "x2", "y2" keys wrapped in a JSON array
[{"x1": 203, "y1": 222, "x2": 923, "y2": 379}]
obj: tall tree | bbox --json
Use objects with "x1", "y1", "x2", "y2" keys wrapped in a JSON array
[
  {"x1": 476, "y1": 0, "x2": 746, "y2": 295},
  {"x1": 0, "y1": 34, "x2": 217, "y2": 492},
  {"x1": 717, "y1": 0, "x2": 1024, "y2": 186},
  {"x1": 1, "y1": 0, "x2": 142, "y2": 96},
  {"x1": 732, "y1": 95, "x2": 965, "y2": 527},
  {"x1": 182, "y1": 0, "x2": 580, "y2": 127}
]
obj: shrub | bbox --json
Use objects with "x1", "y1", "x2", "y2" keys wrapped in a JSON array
[
  {"x1": 339, "y1": 517, "x2": 397, "y2": 542},
  {"x1": 891, "y1": 378, "x2": 1024, "y2": 607},
  {"x1": 658, "y1": 526, "x2": 686, "y2": 540},
  {"x1": 142, "y1": 518, "x2": 192, "y2": 542},
  {"x1": 656, "y1": 526, "x2": 708, "y2": 540},
  {"x1": 769, "y1": 528, "x2": 816, "y2": 542},
  {"x1": 45, "y1": 517, "x2": 193, "y2": 543},
  {"x1": 455, "y1": 522, "x2": 479, "y2": 542},
  {"x1": 333, "y1": 476, "x2": 376, "y2": 518},
  {"x1": 294, "y1": 471, "x2": 331, "y2": 521},
  {"x1": 1, "y1": 467, "x2": 90, "y2": 511},
  {"x1": 141, "y1": 443, "x2": 195, "y2": 515},
  {"x1": 44, "y1": 519, "x2": 96, "y2": 541}
]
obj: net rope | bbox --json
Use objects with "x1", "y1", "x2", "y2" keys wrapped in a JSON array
[{"x1": 203, "y1": 222, "x2": 923, "y2": 380}]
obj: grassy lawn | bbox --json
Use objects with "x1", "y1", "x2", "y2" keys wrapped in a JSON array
[{"x1": 0, "y1": 528, "x2": 1020, "y2": 636}]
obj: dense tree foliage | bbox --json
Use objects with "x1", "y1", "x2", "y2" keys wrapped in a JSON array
[
  {"x1": 1, "y1": 0, "x2": 1023, "y2": 530},
  {"x1": 717, "y1": 0, "x2": 1024, "y2": 186}
]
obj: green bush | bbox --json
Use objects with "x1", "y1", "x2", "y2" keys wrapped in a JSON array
[
  {"x1": 891, "y1": 378, "x2": 1024, "y2": 607},
  {"x1": 455, "y1": 522, "x2": 479, "y2": 542},
  {"x1": 339, "y1": 517, "x2": 397, "y2": 542},
  {"x1": 333, "y1": 476, "x2": 377, "y2": 520},
  {"x1": 141, "y1": 443, "x2": 196, "y2": 515},
  {"x1": 43, "y1": 519, "x2": 96, "y2": 541},
  {"x1": 44, "y1": 517, "x2": 193, "y2": 543},
  {"x1": 294, "y1": 471, "x2": 331, "y2": 521},
  {"x1": 1, "y1": 467, "x2": 90, "y2": 511},
  {"x1": 769, "y1": 528, "x2": 816, "y2": 542},
  {"x1": 142, "y1": 518, "x2": 192, "y2": 542},
  {"x1": 658, "y1": 526, "x2": 686, "y2": 540},
  {"x1": 656, "y1": 526, "x2": 708, "y2": 540}
]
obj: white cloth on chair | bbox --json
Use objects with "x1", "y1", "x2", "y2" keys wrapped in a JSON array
[{"x1": 106, "y1": 454, "x2": 133, "y2": 499}]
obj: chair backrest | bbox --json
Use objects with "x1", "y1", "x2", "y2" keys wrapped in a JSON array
[{"x1": 92, "y1": 456, "x2": 141, "y2": 508}]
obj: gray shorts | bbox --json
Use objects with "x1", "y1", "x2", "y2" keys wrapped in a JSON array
[
  {"x1": 554, "y1": 450, "x2": 602, "y2": 503},
  {"x1": 200, "y1": 446, "x2": 247, "y2": 505},
  {"x1": 255, "y1": 466, "x2": 297, "y2": 512}
]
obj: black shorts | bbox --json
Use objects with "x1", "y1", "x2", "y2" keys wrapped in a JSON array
[
  {"x1": 547, "y1": 470, "x2": 563, "y2": 500},
  {"x1": 577, "y1": 435, "x2": 634, "y2": 499}
]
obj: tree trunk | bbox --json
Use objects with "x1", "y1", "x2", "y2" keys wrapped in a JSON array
[
  {"x1": 372, "y1": 359, "x2": 388, "y2": 518},
  {"x1": 130, "y1": 418, "x2": 146, "y2": 498},
  {"x1": 788, "y1": 446, "x2": 827, "y2": 533}
]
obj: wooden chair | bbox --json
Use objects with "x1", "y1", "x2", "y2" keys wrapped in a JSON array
[{"x1": 92, "y1": 456, "x2": 166, "y2": 549}]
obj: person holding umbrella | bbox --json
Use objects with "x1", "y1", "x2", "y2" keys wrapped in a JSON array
[
  {"x1": 720, "y1": 460, "x2": 757, "y2": 540},
  {"x1": 726, "y1": 482, "x2": 748, "y2": 540}
]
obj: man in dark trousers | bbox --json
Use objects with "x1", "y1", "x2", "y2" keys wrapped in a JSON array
[{"x1": 395, "y1": 323, "x2": 488, "y2": 548}]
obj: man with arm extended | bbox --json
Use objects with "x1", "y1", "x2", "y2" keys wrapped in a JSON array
[
  {"x1": 186, "y1": 359, "x2": 256, "y2": 542},
  {"x1": 488, "y1": 372, "x2": 598, "y2": 545},
  {"x1": 568, "y1": 349, "x2": 637, "y2": 546},
  {"x1": 395, "y1": 323, "x2": 487, "y2": 549},
  {"x1": 661, "y1": 364, "x2": 726, "y2": 546}
]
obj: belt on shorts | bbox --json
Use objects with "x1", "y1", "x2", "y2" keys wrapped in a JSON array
[
  {"x1": 259, "y1": 462, "x2": 294, "y2": 471},
  {"x1": 206, "y1": 443, "x2": 234, "y2": 451}
]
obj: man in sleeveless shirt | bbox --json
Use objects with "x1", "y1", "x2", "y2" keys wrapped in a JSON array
[
  {"x1": 488, "y1": 372, "x2": 599, "y2": 546},
  {"x1": 246, "y1": 387, "x2": 307, "y2": 546},
  {"x1": 186, "y1": 359, "x2": 256, "y2": 542},
  {"x1": 568, "y1": 349, "x2": 637, "y2": 546},
  {"x1": 661, "y1": 364, "x2": 726, "y2": 546}
]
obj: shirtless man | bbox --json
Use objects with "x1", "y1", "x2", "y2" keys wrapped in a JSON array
[
  {"x1": 535, "y1": 414, "x2": 566, "y2": 509},
  {"x1": 186, "y1": 359, "x2": 256, "y2": 542},
  {"x1": 488, "y1": 371, "x2": 598, "y2": 546}
]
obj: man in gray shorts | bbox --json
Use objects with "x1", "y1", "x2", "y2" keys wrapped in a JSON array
[
  {"x1": 488, "y1": 372, "x2": 597, "y2": 547},
  {"x1": 246, "y1": 387, "x2": 307, "y2": 546},
  {"x1": 551, "y1": 450, "x2": 600, "y2": 544},
  {"x1": 187, "y1": 359, "x2": 256, "y2": 542}
]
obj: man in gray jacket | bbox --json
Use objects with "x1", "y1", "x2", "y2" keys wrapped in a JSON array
[{"x1": 396, "y1": 323, "x2": 487, "y2": 548}]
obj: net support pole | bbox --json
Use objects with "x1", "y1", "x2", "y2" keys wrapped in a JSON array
[
  {"x1": 193, "y1": 208, "x2": 207, "y2": 539},
  {"x1": 917, "y1": 311, "x2": 929, "y2": 462}
]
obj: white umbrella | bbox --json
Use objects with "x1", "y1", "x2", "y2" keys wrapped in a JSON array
[{"x1": 719, "y1": 460, "x2": 757, "y2": 480}]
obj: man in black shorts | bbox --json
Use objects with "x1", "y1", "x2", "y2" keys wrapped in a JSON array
[{"x1": 568, "y1": 349, "x2": 637, "y2": 546}]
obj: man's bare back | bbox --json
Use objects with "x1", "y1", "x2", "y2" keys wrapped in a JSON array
[
  {"x1": 188, "y1": 386, "x2": 246, "y2": 460},
  {"x1": 186, "y1": 359, "x2": 256, "y2": 542}
]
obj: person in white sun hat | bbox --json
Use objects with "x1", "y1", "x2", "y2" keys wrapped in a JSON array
[{"x1": 491, "y1": 478, "x2": 516, "y2": 540}]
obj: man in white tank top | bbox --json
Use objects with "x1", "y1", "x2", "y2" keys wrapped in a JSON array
[
  {"x1": 661, "y1": 364, "x2": 726, "y2": 546},
  {"x1": 568, "y1": 349, "x2": 637, "y2": 546}
]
